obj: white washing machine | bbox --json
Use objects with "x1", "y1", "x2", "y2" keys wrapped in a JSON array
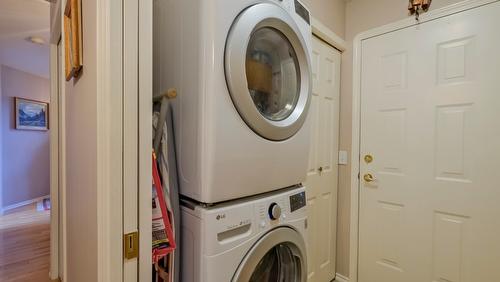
[
  {"x1": 181, "y1": 186, "x2": 308, "y2": 282},
  {"x1": 154, "y1": 0, "x2": 313, "y2": 203}
]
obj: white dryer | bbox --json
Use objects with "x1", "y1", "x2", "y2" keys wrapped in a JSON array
[
  {"x1": 181, "y1": 186, "x2": 308, "y2": 282},
  {"x1": 154, "y1": 0, "x2": 313, "y2": 203}
]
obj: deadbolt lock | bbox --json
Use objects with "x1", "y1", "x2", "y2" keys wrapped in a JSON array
[{"x1": 364, "y1": 154, "x2": 373, "y2": 163}]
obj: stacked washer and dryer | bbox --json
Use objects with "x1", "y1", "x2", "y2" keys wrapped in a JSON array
[{"x1": 154, "y1": 0, "x2": 313, "y2": 281}]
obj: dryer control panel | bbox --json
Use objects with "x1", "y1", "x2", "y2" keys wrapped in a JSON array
[
  {"x1": 277, "y1": 0, "x2": 310, "y2": 25},
  {"x1": 293, "y1": 0, "x2": 310, "y2": 24}
]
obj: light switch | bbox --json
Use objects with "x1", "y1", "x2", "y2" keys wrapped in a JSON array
[{"x1": 338, "y1": 150, "x2": 348, "y2": 165}]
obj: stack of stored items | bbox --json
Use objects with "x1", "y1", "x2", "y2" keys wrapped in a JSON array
[
  {"x1": 152, "y1": 152, "x2": 175, "y2": 263},
  {"x1": 152, "y1": 89, "x2": 181, "y2": 282}
]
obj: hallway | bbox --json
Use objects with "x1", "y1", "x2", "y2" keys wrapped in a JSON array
[{"x1": 0, "y1": 204, "x2": 55, "y2": 282}]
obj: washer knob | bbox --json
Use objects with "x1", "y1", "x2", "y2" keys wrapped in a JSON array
[{"x1": 268, "y1": 203, "x2": 281, "y2": 220}]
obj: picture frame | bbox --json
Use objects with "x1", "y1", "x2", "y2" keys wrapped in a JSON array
[
  {"x1": 64, "y1": 0, "x2": 83, "y2": 81},
  {"x1": 15, "y1": 98, "x2": 49, "y2": 131}
]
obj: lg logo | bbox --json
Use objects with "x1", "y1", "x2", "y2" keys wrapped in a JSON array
[{"x1": 216, "y1": 214, "x2": 226, "y2": 220}]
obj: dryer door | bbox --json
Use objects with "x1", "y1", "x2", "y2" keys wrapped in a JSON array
[
  {"x1": 232, "y1": 227, "x2": 307, "y2": 282},
  {"x1": 225, "y1": 3, "x2": 311, "y2": 141}
]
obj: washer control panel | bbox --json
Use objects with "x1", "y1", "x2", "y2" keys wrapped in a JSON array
[
  {"x1": 252, "y1": 187, "x2": 307, "y2": 230},
  {"x1": 289, "y1": 191, "x2": 306, "y2": 212}
]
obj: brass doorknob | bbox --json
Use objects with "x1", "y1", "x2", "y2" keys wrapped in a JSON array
[{"x1": 363, "y1": 173, "x2": 375, "y2": 183}]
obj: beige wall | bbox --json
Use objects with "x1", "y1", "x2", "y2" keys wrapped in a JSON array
[
  {"x1": 63, "y1": 0, "x2": 99, "y2": 280},
  {"x1": 336, "y1": 0, "x2": 465, "y2": 277},
  {"x1": 302, "y1": 0, "x2": 346, "y2": 38}
]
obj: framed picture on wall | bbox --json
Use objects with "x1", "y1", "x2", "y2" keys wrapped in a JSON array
[
  {"x1": 64, "y1": 0, "x2": 83, "y2": 81},
  {"x1": 15, "y1": 98, "x2": 49, "y2": 131}
]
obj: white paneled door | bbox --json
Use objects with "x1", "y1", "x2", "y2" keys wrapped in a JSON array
[
  {"x1": 306, "y1": 35, "x2": 340, "y2": 282},
  {"x1": 359, "y1": 2, "x2": 500, "y2": 282}
]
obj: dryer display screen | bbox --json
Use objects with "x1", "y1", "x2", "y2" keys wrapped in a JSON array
[
  {"x1": 294, "y1": 0, "x2": 310, "y2": 25},
  {"x1": 289, "y1": 191, "x2": 306, "y2": 212}
]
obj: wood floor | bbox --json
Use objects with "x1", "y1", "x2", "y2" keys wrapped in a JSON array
[{"x1": 0, "y1": 204, "x2": 56, "y2": 282}]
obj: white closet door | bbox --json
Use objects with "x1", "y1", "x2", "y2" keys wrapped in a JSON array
[
  {"x1": 306, "y1": 35, "x2": 340, "y2": 282},
  {"x1": 359, "y1": 2, "x2": 500, "y2": 282}
]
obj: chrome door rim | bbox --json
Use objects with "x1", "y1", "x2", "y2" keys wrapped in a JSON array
[
  {"x1": 225, "y1": 3, "x2": 312, "y2": 141},
  {"x1": 232, "y1": 226, "x2": 307, "y2": 282}
]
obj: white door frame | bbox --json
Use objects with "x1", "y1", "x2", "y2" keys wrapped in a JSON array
[
  {"x1": 311, "y1": 18, "x2": 346, "y2": 52},
  {"x1": 95, "y1": 0, "x2": 125, "y2": 280},
  {"x1": 138, "y1": 0, "x2": 153, "y2": 280},
  {"x1": 51, "y1": 0, "x2": 132, "y2": 280},
  {"x1": 349, "y1": 1, "x2": 500, "y2": 281},
  {"x1": 49, "y1": 1, "x2": 63, "y2": 279}
]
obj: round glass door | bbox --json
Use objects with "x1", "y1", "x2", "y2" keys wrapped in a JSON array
[
  {"x1": 249, "y1": 243, "x2": 301, "y2": 282},
  {"x1": 225, "y1": 3, "x2": 312, "y2": 141},
  {"x1": 246, "y1": 27, "x2": 300, "y2": 122},
  {"x1": 233, "y1": 227, "x2": 307, "y2": 282}
]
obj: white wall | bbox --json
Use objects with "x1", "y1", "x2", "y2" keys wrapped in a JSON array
[
  {"x1": 62, "y1": 0, "x2": 98, "y2": 280},
  {"x1": 336, "y1": 0, "x2": 465, "y2": 277}
]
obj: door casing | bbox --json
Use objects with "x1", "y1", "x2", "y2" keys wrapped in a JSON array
[
  {"x1": 349, "y1": 1, "x2": 500, "y2": 282},
  {"x1": 49, "y1": 1, "x2": 64, "y2": 278}
]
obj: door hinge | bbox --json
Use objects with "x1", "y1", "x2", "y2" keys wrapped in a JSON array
[{"x1": 124, "y1": 231, "x2": 139, "y2": 260}]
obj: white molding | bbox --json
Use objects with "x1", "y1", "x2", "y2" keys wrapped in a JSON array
[
  {"x1": 349, "y1": 1, "x2": 499, "y2": 282},
  {"x1": 57, "y1": 3, "x2": 67, "y2": 279},
  {"x1": 123, "y1": 0, "x2": 140, "y2": 280},
  {"x1": 335, "y1": 273, "x2": 350, "y2": 282},
  {"x1": 49, "y1": 42, "x2": 59, "y2": 280},
  {"x1": 311, "y1": 17, "x2": 346, "y2": 52},
  {"x1": 1, "y1": 195, "x2": 50, "y2": 214},
  {"x1": 96, "y1": 0, "x2": 123, "y2": 281},
  {"x1": 138, "y1": 0, "x2": 153, "y2": 280},
  {"x1": 0, "y1": 64, "x2": 3, "y2": 219}
]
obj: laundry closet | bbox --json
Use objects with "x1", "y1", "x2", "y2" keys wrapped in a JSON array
[
  {"x1": 49, "y1": 0, "x2": 500, "y2": 281},
  {"x1": 142, "y1": 0, "x2": 342, "y2": 281}
]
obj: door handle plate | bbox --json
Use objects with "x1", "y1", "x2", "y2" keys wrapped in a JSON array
[{"x1": 363, "y1": 173, "x2": 375, "y2": 183}]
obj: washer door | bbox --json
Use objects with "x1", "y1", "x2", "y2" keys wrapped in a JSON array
[
  {"x1": 232, "y1": 227, "x2": 307, "y2": 282},
  {"x1": 225, "y1": 3, "x2": 312, "y2": 141}
]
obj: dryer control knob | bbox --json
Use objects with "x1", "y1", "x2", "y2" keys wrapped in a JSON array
[{"x1": 268, "y1": 203, "x2": 281, "y2": 220}]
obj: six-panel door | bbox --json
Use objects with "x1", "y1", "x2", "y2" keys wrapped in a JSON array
[
  {"x1": 359, "y1": 2, "x2": 500, "y2": 281},
  {"x1": 306, "y1": 35, "x2": 341, "y2": 282}
]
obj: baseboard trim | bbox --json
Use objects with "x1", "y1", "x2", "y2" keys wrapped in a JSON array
[
  {"x1": 1, "y1": 195, "x2": 50, "y2": 215},
  {"x1": 335, "y1": 273, "x2": 349, "y2": 282}
]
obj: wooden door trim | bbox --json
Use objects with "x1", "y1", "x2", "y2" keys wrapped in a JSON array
[{"x1": 349, "y1": 1, "x2": 500, "y2": 281}]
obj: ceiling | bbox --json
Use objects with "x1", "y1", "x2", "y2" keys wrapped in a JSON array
[{"x1": 0, "y1": 0, "x2": 50, "y2": 78}]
